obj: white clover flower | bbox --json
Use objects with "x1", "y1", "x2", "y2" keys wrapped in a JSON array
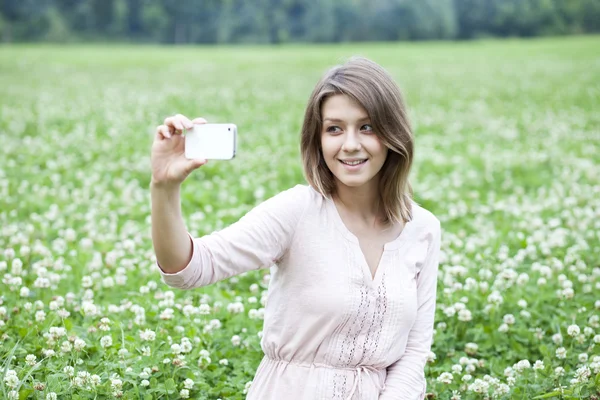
[
  {"x1": 159, "y1": 308, "x2": 174, "y2": 320},
  {"x1": 81, "y1": 301, "x2": 98, "y2": 317},
  {"x1": 227, "y1": 302, "x2": 244, "y2": 314},
  {"x1": 498, "y1": 323, "x2": 509, "y2": 333},
  {"x1": 46, "y1": 393, "x2": 57, "y2": 400},
  {"x1": 437, "y1": 372, "x2": 453, "y2": 384},
  {"x1": 74, "y1": 338, "x2": 86, "y2": 351},
  {"x1": 111, "y1": 378, "x2": 123, "y2": 389},
  {"x1": 57, "y1": 308, "x2": 70, "y2": 318},
  {"x1": 171, "y1": 344, "x2": 182, "y2": 355},
  {"x1": 496, "y1": 383, "x2": 510, "y2": 395},
  {"x1": 197, "y1": 304, "x2": 210, "y2": 315},
  {"x1": 556, "y1": 347, "x2": 567, "y2": 359},
  {"x1": 503, "y1": 314, "x2": 516, "y2": 325},
  {"x1": 578, "y1": 353, "x2": 588, "y2": 363},
  {"x1": 141, "y1": 379, "x2": 150, "y2": 387},
  {"x1": 574, "y1": 366, "x2": 591, "y2": 382},
  {"x1": 180, "y1": 389, "x2": 190, "y2": 399},
  {"x1": 426, "y1": 351, "x2": 436, "y2": 363},
  {"x1": 180, "y1": 338, "x2": 193, "y2": 353},
  {"x1": 4, "y1": 370, "x2": 19, "y2": 388},
  {"x1": 139, "y1": 329, "x2": 156, "y2": 341},
  {"x1": 458, "y1": 309, "x2": 472, "y2": 322},
  {"x1": 450, "y1": 390, "x2": 461, "y2": 400},
  {"x1": 467, "y1": 378, "x2": 489, "y2": 393},
  {"x1": 25, "y1": 354, "x2": 37, "y2": 366},
  {"x1": 552, "y1": 333, "x2": 563, "y2": 344},
  {"x1": 465, "y1": 342, "x2": 478, "y2": 355},
  {"x1": 183, "y1": 378, "x2": 194, "y2": 389},
  {"x1": 567, "y1": 324, "x2": 580, "y2": 337},
  {"x1": 219, "y1": 359, "x2": 229, "y2": 366},
  {"x1": 8, "y1": 391, "x2": 19, "y2": 400},
  {"x1": 90, "y1": 375, "x2": 101, "y2": 386},
  {"x1": 100, "y1": 335, "x2": 113, "y2": 348},
  {"x1": 35, "y1": 310, "x2": 46, "y2": 322},
  {"x1": 231, "y1": 335, "x2": 241, "y2": 346},
  {"x1": 515, "y1": 360, "x2": 531, "y2": 372},
  {"x1": 43, "y1": 349, "x2": 56, "y2": 358},
  {"x1": 61, "y1": 340, "x2": 73, "y2": 353},
  {"x1": 20, "y1": 287, "x2": 30, "y2": 297},
  {"x1": 63, "y1": 366, "x2": 75, "y2": 377},
  {"x1": 533, "y1": 360, "x2": 544, "y2": 370}
]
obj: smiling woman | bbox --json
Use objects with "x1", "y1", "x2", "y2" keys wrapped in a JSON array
[{"x1": 151, "y1": 56, "x2": 441, "y2": 400}]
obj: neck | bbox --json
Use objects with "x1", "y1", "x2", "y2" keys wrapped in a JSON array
[{"x1": 332, "y1": 178, "x2": 382, "y2": 226}]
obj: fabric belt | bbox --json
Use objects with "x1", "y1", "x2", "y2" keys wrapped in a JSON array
[{"x1": 269, "y1": 358, "x2": 386, "y2": 399}]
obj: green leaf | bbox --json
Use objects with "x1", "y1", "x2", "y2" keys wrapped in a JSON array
[
  {"x1": 19, "y1": 389, "x2": 33, "y2": 400},
  {"x1": 532, "y1": 391, "x2": 562, "y2": 399},
  {"x1": 165, "y1": 378, "x2": 176, "y2": 394}
]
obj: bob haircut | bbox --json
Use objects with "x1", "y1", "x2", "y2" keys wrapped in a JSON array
[{"x1": 300, "y1": 56, "x2": 414, "y2": 225}]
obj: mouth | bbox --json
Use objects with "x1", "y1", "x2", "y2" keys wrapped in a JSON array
[{"x1": 339, "y1": 159, "x2": 368, "y2": 166}]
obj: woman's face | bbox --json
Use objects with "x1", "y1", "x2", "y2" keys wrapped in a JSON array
[{"x1": 320, "y1": 94, "x2": 388, "y2": 191}]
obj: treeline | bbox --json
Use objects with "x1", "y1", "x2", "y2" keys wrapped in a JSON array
[{"x1": 2, "y1": 0, "x2": 599, "y2": 44}]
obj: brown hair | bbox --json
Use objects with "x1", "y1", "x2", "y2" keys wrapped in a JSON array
[{"x1": 300, "y1": 56, "x2": 414, "y2": 225}]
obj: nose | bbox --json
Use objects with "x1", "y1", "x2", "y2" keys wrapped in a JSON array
[{"x1": 342, "y1": 130, "x2": 361, "y2": 152}]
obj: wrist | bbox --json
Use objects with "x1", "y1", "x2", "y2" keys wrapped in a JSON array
[{"x1": 150, "y1": 178, "x2": 181, "y2": 192}]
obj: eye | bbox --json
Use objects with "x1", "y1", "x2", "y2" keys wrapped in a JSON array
[
  {"x1": 326, "y1": 126, "x2": 342, "y2": 134},
  {"x1": 361, "y1": 124, "x2": 373, "y2": 133}
]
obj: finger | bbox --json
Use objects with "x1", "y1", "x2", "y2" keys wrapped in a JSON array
[
  {"x1": 164, "y1": 116, "x2": 184, "y2": 133},
  {"x1": 176, "y1": 114, "x2": 194, "y2": 130},
  {"x1": 155, "y1": 124, "x2": 171, "y2": 140},
  {"x1": 191, "y1": 117, "x2": 207, "y2": 125},
  {"x1": 184, "y1": 158, "x2": 208, "y2": 175}
]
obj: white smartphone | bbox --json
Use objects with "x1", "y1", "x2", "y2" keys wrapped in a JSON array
[{"x1": 184, "y1": 123, "x2": 237, "y2": 160}]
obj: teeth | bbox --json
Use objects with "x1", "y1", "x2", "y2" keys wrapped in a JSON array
[{"x1": 341, "y1": 160, "x2": 365, "y2": 166}]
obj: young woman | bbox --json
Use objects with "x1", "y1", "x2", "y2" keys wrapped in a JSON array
[{"x1": 150, "y1": 57, "x2": 442, "y2": 400}]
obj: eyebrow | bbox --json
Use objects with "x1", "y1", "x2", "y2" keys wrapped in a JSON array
[{"x1": 323, "y1": 117, "x2": 370, "y2": 123}]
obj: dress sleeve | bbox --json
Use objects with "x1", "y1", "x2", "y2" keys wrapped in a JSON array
[
  {"x1": 156, "y1": 185, "x2": 309, "y2": 290},
  {"x1": 379, "y1": 219, "x2": 442, "y2": 400}
]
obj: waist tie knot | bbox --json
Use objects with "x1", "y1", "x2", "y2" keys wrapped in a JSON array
[
  {"x1": 345, "y1": 365, "x2": 385, "y2": 400},
  {"x1": 272, "y1": 358, "x2": 386, "y2": 400}
]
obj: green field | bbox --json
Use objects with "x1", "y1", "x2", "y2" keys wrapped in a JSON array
[{"x1": 0, "y1": 36, "x2": 599, "y2": 399}]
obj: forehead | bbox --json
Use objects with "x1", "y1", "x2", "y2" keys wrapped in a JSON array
[{"x1": 321, "y1": 94, "x2": 368, "y2": 120}]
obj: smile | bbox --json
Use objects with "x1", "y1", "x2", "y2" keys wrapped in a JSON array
[{"x1": 339, "y1": 159, "x2": 367, "y2": 166}]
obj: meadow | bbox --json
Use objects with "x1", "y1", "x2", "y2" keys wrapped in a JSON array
[{"x1": 0, "y1": 36, "x2": 599, "y2": 399}]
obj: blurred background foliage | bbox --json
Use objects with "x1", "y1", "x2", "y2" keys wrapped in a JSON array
[{"x1": 1, "y1": 0, "x2": 599, "y2": 44}]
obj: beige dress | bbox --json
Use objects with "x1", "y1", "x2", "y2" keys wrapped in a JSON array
[{"x1": 158, "y1": 185, "x2": 442, "y2": 400}]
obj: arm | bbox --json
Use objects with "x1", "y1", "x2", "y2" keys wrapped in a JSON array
[
  {"x1": 154, "y1": 185, "x2": 309, "y2": 290},
  {"x1": 151, "y1": 182, "x2": 195, "y2": 274},
  {"x1": 379, "y1": 221, "x2": 442, "y2": 400}
]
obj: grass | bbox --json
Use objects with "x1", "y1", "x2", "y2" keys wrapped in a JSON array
[{"x1": 0, "y1": 35, "x2": 599, "y2": 399}]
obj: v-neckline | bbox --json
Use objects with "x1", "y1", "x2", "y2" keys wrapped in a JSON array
[{"x1": 325, "y1": 195, "x2": 415, "y2": 287}]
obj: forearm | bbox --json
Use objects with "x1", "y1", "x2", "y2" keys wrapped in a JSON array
[{"x1": 150, "y1": 182, "x2": 193, "y2": 273}]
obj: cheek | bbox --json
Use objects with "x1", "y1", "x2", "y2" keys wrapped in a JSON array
[{"x1": 320, "y1": 136, "x2": 338, "y2": 159}]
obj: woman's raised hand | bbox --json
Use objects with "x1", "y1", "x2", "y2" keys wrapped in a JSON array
[{"x1": 151, "y1": 114, "x2": 207, "y2": 188}]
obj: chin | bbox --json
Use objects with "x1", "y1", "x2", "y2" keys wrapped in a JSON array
[{"x1": 335, "y1": 177, "x2": 373, "y2": 189}]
